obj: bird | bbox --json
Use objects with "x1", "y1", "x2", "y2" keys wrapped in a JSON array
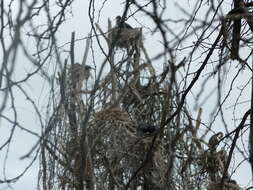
[
  {"x1": 69, "y1": 63, "x2": 94, "y2": 90},
  {"x1": 208, "y1": 132, "x2": 223, "y2": 151},
  {"x1": 82, "y1": 65, "x2": 93, "y2": 81},
  {"x1": 137, "y1": 123, "x2": 158, "y2": 136},
  {"x1": 115, "y1": 15, "x2": 133, "y2": 29}
]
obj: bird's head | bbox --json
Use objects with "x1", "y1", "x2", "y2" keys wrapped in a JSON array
[
  {"x1": 115, "y1": 16, "x2": 121, "y2": 21},
  {"x1": 115, "y1": 15, "x2": 123, "y2": 25},
  {"x1": 83, "y1": 65, "x2": 94, "y2": 71}
]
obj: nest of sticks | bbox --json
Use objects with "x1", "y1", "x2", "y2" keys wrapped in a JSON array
[
  {"x1": 109, "y1": 27, "x2": 142, "y2": 49},
  {"x1": 91, "y1": 106, "x2": 166, "y2": 188}
]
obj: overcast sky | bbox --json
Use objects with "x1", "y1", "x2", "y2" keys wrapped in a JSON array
[{"x1": 0, "y1": 0, "x2": 252, "y2": 189}]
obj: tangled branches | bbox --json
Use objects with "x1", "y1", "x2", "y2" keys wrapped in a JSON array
[{"x1": 1, "y1": 0, "x2": 253, "y2": 190}]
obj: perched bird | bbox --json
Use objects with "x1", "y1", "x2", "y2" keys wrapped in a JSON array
[
  {"x1": 208, "y1": 132, "x2": 223, "y2": 151},
  {"x1": 115, "y1": 15, "x2": 133, "y2": 29},
  {"x1": 69, "y1": 63, "x2": 93, "y2": 89},
  {"x1": 137, "y1": 123, "x2": 158, "y2": 136},
  {"x1": 82, "y1": 65, "x2": 93, "y2": 81}
]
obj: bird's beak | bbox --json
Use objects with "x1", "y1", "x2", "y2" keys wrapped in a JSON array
[{"x1": 83, "y1": 65, "x2": 95, "y2": 70}]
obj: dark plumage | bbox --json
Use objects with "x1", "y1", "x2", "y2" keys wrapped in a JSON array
[
  {"x1": 115, "y1": 16, "x2": 133, "y2": 29},
  {"x1": 137, "y1": 123, "x2": 158, "y2": 135}
]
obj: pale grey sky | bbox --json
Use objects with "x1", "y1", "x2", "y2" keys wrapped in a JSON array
[{"x1": 0, "y1": 0, "x2": 252, "y2": 189}]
